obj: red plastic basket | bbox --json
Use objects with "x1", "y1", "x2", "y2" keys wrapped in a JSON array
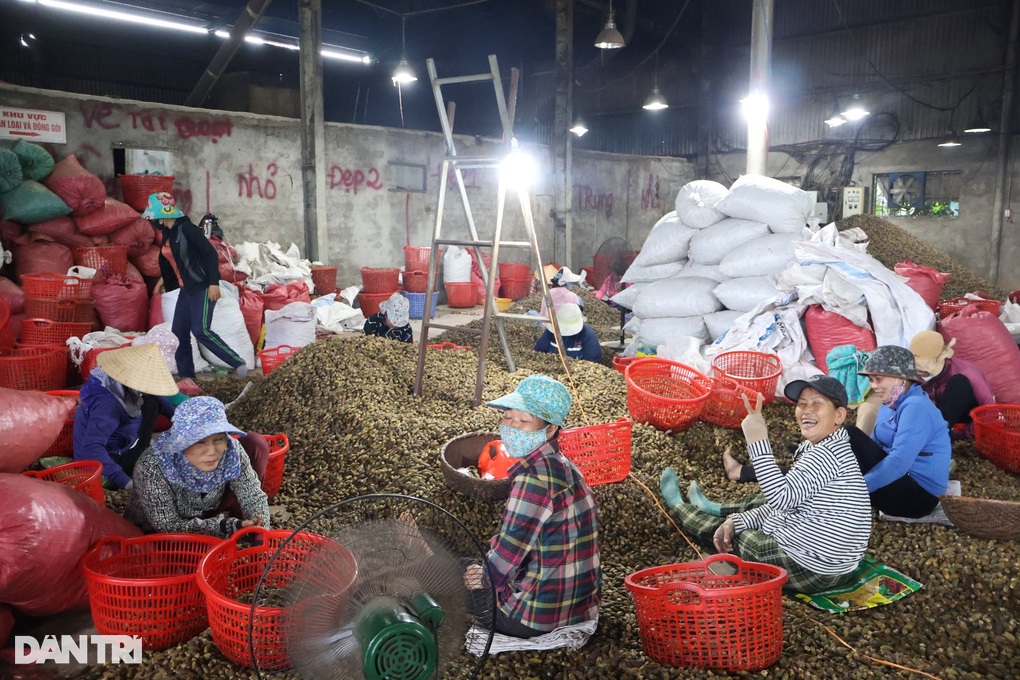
[
  {"x1": 938, "y1": 297, "x2": 1003, "y2": 319},
  {"x1": 971, "y1": 404, "x2": 1020, "y2": 474},
  {"x1": 0, "y1": 346, "x2": 68, "y2": 390},
  {"x1": 500, "y1": 277, "x2": 531, "y2": 301},
  {"x1": 403, "y1": 246, "x2": 433, "y2": 273},
  {"x1": 309, "y1": 266, "x2": 338, "y2": 296},
  {"x1": 20, "y1": 318, "x2": 93, "y2": 348},
  {"x1": 78, "y1": 343, "x2": 131, "y2": 381},
  {"x1": 24, "y1": 296, "x2": 95, "y2": 323},
  {"x1": 625, "y1": 359, "x2": 713, "y2": 432},
  {"x1": 41, "y1": 389, "x2": 81, "y2": 457},
  {"x1": 261, "y1": 433, "x2": 289, "y2": 500},
  {"x1": 625, "y1": 555, "x2": 787, "y2": 671},
  {"x1": 0, "y1": 296, "x2": 9, "y2": 349},
  {"x1": 445, "y1": 282, "x2": 477, "y2": 308},
  {"x1": 197, "y1": 528, "x2": 357, "y2": 670},
  {"x1": 258, "y1": 345, "x2": 300, "y2": 376},
  {"x1": 426, "y1": 342, "x2": 471, "y2": 351},
  {"x1": 22, "y1": 459, "x2": 103, "y2": 504},
  {"x1": 119, "y1": 174, "x2": 176, "y2": 211},
  {"x1": 710, "y1": 351, "x2": 782, "y2": 404},
  {"x1": 73, "y1": 245, "x2": 128, "y2": 277},
  {"x1": 81, "y1": 533, "x2": 221, "y2": 650},
  {"x1": 613, "y1": 355, "x2": 639, "y2": 375},
  {"x1": 701, "y1": 377, "x2": 761, "y2": 429},
  {"x1": 559, "y1": 418, "x2": 633, "y2": 485},
  {"x1": 21, "y1": 273, "x2": 94, "y2": 301},
  {"x1": 498, "y1": 262, "x2": 530, "y2": 280},
  {"x1": 358, "y1": 291, "x2": 397, "y2": 317},
  {"x1": 402, "y1": 270, "x2": 436, "y2": 293},
  {"x1": 360, "y1": 267, "x2": 400, "y2": 294}
]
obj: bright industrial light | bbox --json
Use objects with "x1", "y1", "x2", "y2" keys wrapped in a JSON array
[
  {"x1": 963, "y1": 120, "x2": 992, "y2": 134},
  {"x1": 36, "y1": 0, "x2": 208, "y2": 33},
  {"x1": 938, "y1": 129, "x2": 962, "y2": 147},
  {"x1": 500, "y1": 139, "x2": 537, "y2": 190},
  {"x1": 391, "y1": 57, "x2": 417, "y2": 84},
  {"x1": 594, "y1": 2, "x2": 625, "y2": 49},
  {"x1": 841, "y1": 93, "x2": 869, "y2": 121},
  {"x1": 642, "y1": 86, "x2": 668, "y2": 111},
  {"x1": 321, "y1": 47, "x2": 369, "y2": 63},
  {"x1": 19, "y1": 35, "x2": 30, "y2": 47},
  {"x1": 824, "y1": 114, "x2": 847, "y2": 127},
  {"x1": 569, "y1": 117, "x2": 588, "y2": 137},
  {"x1": 740, "y1": 92, "x2": 769, "y2": 120}
]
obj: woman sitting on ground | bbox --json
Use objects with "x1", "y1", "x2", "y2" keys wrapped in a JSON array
[
  {"x1": 533, "y1": 303, "x2": 603, "y2": 363},
  {"x1": 125, "y1": 396, "x2": 269, "y2": 538},
  {"x1": 910, "y1": 330, "x2": 995, "y2": 439},
  {"x1": 661, "y1": 375, "x2": 871, "y2": 593},
  {"x1": 363, "y1": 292, "x2": 413, "y2": 343},
  {"x1": 464, "y1": 375, "x2": 601, "y2": 638}
]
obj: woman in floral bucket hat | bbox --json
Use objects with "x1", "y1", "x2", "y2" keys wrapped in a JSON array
[
  {"x1": 363, "y1": 292, "x2": 413, "y2": 343},
  {"x1": 125, "y1": 396, "x2": 270, "y2": 538},
  {"x1": 461, "y1": 374, "x2": 601, "y2": 640},
  {"x1": 855, "y1": 345, "x2": 952, "y2": 518}
]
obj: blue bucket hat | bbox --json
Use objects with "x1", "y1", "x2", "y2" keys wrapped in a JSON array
[
  {"x1": 140, "y1": 191, "x2": 184, "y2": 220},
  {"x1": 486, "y1": 374, "x2": 572, "y2": 427},
  {"x1": 160, "y1": 396, "x2": 244, "y2": 452}
]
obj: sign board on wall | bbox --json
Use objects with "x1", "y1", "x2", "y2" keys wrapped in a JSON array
[{"x1": 0, "y1": 107, "x2": 67, "y2": 144}]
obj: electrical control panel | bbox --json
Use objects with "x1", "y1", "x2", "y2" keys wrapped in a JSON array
[{"x1": 843, "y1": 187, "x2": 865, "y2": 216}]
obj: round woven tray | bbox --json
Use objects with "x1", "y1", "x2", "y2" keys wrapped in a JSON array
[
  {"x1": 939, "y1": 495, "x2": 1020, "y2": 541},
  {"x1": 440, "y1": 431, "x2": 511, "y2": 502}
]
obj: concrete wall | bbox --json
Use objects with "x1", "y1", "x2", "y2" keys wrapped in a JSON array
[
  {"x1": 713, "y1": 138, "x2": 1020, "y2": 291},
  {"x1": 0, "y1": 84, "x2": 692, "y2": 286}
]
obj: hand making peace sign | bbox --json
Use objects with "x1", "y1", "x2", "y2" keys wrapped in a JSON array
[{"x1": 739, "y1": 392, "x2": 769, "y2": 444}]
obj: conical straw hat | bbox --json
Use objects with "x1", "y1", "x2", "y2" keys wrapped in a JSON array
[{"x1": 96, "y1": 343, "x2": 179, "y2": 396}]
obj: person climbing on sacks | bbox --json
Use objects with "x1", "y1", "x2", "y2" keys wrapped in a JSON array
[
  {"x1": 463, "y1": 375, "x2": 601, "y2": 639},
  {"x1": 909, "y1": 330, "x2": 995, "y2": 439},
  {"x1": 363, "y1": 292, "x2": 413, "y2": 343},
  {"x1": 660, "y1": 375, "x2": 871, "y2": 594},
  {"x1": 125, "y1": 396, "x2": 269, "y2": 538},
  {"x1": 143, "y1": 192, "x2": 248, "y2": 380},
  {"x1": 533, "y1": 303, "x2": 603, "y2": 363}
]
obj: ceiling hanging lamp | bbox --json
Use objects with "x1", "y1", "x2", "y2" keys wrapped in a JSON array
[
  {"x1": 392, "y1": 17, "x2": 416, "y2": 85},
  {"x1": 643, "y1": 52, "x2": 668, "y2": 111},
  {"x1": 594, "y1": 1, "x2": 625, "y2": 50},
  {"x1": 569, "y1": 115, "x2": 589, "y2": 137},
  {"x1": 841, "y1": 93, "x2": 869, "y2": 121},
  {"x1": 937, "y1": 128, "x2": 962, "y2": 147},
  {"x1": 824, "y1": 99, "x2": 847, "y2": 128}
]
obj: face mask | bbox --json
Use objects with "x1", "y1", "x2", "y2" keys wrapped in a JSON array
[
  {"x1": 499, "y1": 424, "x2": 549, "y2": 459},
  {"x1": 885, "y1": 381, "x2": 908, "y2": 406}
]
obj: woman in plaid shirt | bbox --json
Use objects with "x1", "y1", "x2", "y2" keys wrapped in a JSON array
[{"x1": 467, "y1": 375, "x2": 601, "y2": 638}]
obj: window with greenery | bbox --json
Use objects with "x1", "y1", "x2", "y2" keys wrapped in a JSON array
[{"x1": 872, "y1": 170, "x2": 961, "y2": 217}]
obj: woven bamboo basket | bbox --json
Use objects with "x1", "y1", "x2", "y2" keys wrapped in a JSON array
[{"x1": 939, "y1": 495, "x2": 1020, "y2": 541}]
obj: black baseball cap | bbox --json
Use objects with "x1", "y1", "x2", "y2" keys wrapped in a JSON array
[{"x1": 784, "y1": 375, "x2": 849, "y2": 409}]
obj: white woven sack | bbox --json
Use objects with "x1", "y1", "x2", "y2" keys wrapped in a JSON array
[
  {"x1": 704, "y1": 310, "x2": 744, "y2": 341},
  {"x1": 196, "y1": 282, "x2": 255, "y2": 370},
  {"x1": 627, "y1": 315, "x2": 709, "y2": 346},
  {"x1": 719, "y1": 232, "x2": 803, "y2": 278},
  {"x1": 713, "y1": 174, "x2": 813, "y2": 233},
  {"x1": 674, "y1": 180, "x2": 728, "y2": 230},
  {"x1": 671, "y1": 262, "x2": 730, "y2": 283},
  {"x1": 632, "y1": 277, "x2": 722, "y2": 319},
  {"x1": 621, "y1": 259, "x2": 685, "y2": 284},
  {"x1": 159, "y1": 291, "x2": 213, "y2": 373},
  {"x1": 631, "y1": 212, "x2": 697, "y2": 267},
  {"x1": 688, "y1": 218, "x2": 769, "y2": 265},
  {"x1": 264, "y1": 301, "x2": 317, "y2": 350},
  {"x1": 713, "y1": 276, "x2": 779, "y2": 312},
  {"x1": 610, "y1": 282, "x2": 647, "y2": 309},
  {"x1": 443, "y1": 246, "x2": 472, "y2": 283}
]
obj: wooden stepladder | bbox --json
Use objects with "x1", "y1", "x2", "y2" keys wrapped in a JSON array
[{"x1": 412, "y1": 54, "x2": 572, "y2": 407}]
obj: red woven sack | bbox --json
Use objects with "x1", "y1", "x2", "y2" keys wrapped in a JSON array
[
  {"x1": 43, "y1": 155, "x2": 106, "y2": 217},
  {"x1": 894, "y1": 260, "x2": 951, "y2": 310},
  {"x1": 91, "y1": 274, "x2": 148, "y2": 332},
  {"x1": 108, "y1": 217, "x2": 155, "y2": 257},
  {"x1": 28, "y1": 216, "x2": 104, "y2": 248},
  {"x1": 0, "y1": 475, "x2": 142, "y2": 617},
  {"x1": 804, "y1": 305, "x2": 877, "y2": 375},
  {"x1": 130, "y1": 243, "x2": 162, "y2": 278},
  {"x1": 0, "y1": 604, "x2": 12, "y2": 646},
  {"x1": 73, "y1": 197, "x2": 139, "y2": 236},
  {"x1": 469, "y1": 250, "x2": 500, "y2": 304},
  {"x1": 13, "y1": 241, "x2": 74, "y2": 284},
  {"x1": 124, "y1": 262, "x2": 145, "y2": 283},
  {"x1": 940, "y1": 306, "x2": 1020, "y2": 404},
  {"x1": 262, "y1": 281, "x2": 312, "y2": 311},
  {"x1": 0, "y1": 388, "x2": 77, "y2": 472},
  {"x1": 238, "y1": 286, "x2": 265, "y2": 346},
  {"x1": 211, "y1": 236, "x2": 237, "y2": 282},
  {"x1": 0, "y1": 219, "x2": 25, "y2": 247},
  {"x1": 0, "y1": 276, "x2": 24, "y2": 314}
]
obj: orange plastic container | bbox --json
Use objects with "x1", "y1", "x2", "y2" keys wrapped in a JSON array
[
  {"x1": 444, "y1": 282, "x2": 477, "y2": 308},
  {"x1": 20, "y1": 318, "x2": 93, "y2": 347},
  {"x1": 559, "y1": 418, "x2": 633, "y2": 485},
  {"x1": 0, "y1": 346, "x2": 68, "y2": 391},
  {"x1": 358, "y1": 291, "x2": 396, "y2": 317},
  {"x1": 21, "y1": 272, "x2": 94, "y2": 300},
  {"x1": 309, "y1": 265, "x2": 338, "y2": 296},
  {"x1": 625, "y1": 359, "x2": 712, "y2": 432},
  {"x1": 24, "y1": 297, "x2": 95, "y2": 323},
  {"x1": 938, "y1": 297, "x2": 1003, "y2": 319},
  {"x1": 260, "y1": 433, "x2": 289, "y2": 500},
  {"x1": 700, "y1": 377, "x2": 761, "y2": 430},
  {"x1": 72, "y1": 245, "x2": 128, "y2": 276},
  {"x1": 971, "y1": 404, "x2": 1020, "y2": 474},
  {"x1": 22, "y1": 459, "x2": 104, "y2": 505},
  {"x1": 710, "y1": 351, "x2": 782, "y2": 404},
  {"x1": 360, "y1": 267, "x2": 400, "y2": 294},
  {"x1": 258, "y1": 345, "x2": 300, "y2": 376},
  {"x1": 499, "y1": 277, "x2": 531, "y2": 301}
]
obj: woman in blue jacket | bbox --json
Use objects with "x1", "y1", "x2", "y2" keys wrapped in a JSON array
[
  {"x1": 856, "y1": 345, "x2": 952, "y2": 518},
  {"x1": 533, "y1": 303, "x2": 602, "y2": 363},
  {"x1": 73, "y1": 344, "x2": 182, "y2": 489}
]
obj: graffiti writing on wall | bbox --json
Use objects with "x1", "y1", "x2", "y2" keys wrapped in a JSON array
[
  {"x1": 430, "y1": 162, "x2": 481, "y2": 191},
  {"x1": 327, "y1": 165, "x2": 383, "y2": 194},
  {"x1": 237, "y1": 163, "x2": 278, "y2": 200},
  {"x1": 81, "y1": 102, "x2": 233, "y2": 143},
  {"x1": 641, "y1": 174, "x2": 662, "y2": 212},
  {"x1": 574, "y1": 184, "x2": 614, "y2": 218}
]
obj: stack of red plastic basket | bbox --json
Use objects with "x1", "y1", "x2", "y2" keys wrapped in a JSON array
[
  {"x1": 19, "y1": 272, "x2": 97, "y2": 387},
  {"x1": 498, "y1": 261, "x2": 532, "y2": 300},
  {"x1": 359, "y1": 267, "x2": 400, "y2": 317}
]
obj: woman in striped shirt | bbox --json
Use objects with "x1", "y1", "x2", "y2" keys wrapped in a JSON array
[{"x1": 661, "y1": 375, "x2": 872, "y2": 593}]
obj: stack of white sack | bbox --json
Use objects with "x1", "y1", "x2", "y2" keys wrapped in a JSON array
[{"x1": 233, "y1": 241, "x2": 315, "y2": 291}]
